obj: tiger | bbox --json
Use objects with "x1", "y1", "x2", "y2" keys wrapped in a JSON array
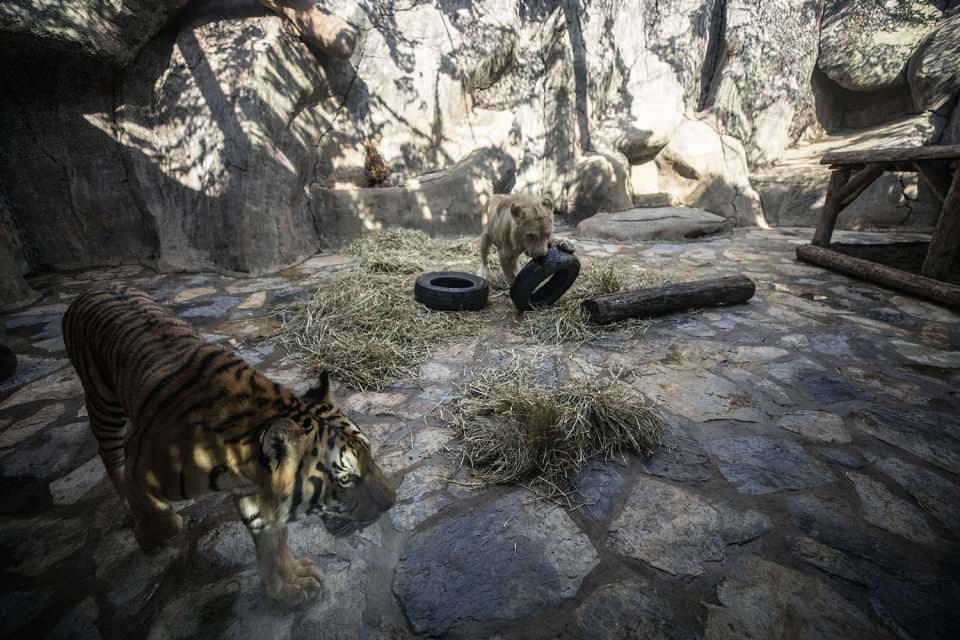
[{"x1": 62, "y1": 286, "x2": 395, "y2": 605}]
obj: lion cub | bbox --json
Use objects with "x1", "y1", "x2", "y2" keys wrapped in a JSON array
[{"x1": 479, "y1": 193, "x2": 574, "y2": 284}]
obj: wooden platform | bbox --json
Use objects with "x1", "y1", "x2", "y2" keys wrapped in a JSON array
[{"x1": 801, "y1": 144, "x2": 960, "y2": 307}]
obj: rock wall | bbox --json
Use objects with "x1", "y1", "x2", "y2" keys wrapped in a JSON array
[
  {"x1": 0, "y1": 0, "x2": 189, "y2": 66},
  {"x1": 0, "y1": 196, "x2": 38, "y2": 311},
  {"x1": 1, "y1": 0, "x2": 959, "y2": 300}
]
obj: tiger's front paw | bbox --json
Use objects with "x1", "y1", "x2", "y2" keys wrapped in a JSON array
[
  {"x1": 264, "y1": 555, "x2": 323, "y2": 606},
  {"x1": 553, "y1": 239, "x2": 575, "y2": 254}
]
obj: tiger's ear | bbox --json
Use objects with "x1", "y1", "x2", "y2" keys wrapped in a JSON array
[
  {"x1": 260, "y1": 418, "x2": 302, "y2": 471},
  {"x1": 303, "y1": 370, "x2": 333, "y2": 404}
]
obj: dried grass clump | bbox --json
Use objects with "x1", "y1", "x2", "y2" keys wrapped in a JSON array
[
  {"x1": 277, "y1": 269, "x2": 489, "y2": 390},
  {"x1": 276, "y1": 229, "x2": 491, "y2": 390},
  {"x1": 449, "y1": 363, "x2": 664, "y2": 500},
  {"x1": 348, "y1": 228, "x2": 475, "y2": 269},
  {"x1": 519, "y1": 258, "x2": 667, "y2": 344}
]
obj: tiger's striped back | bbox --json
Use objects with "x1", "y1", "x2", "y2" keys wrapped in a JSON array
[{"x1": 62, "y1": 286, "x2": 287, "y2": 500}]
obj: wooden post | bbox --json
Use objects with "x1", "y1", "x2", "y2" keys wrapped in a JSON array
[
  {"x1": 921, "y1": 163, "x2": 960, "y2": 282},
  {"x1": 582, "y1": 275, "x2": 756, "y2": 324},
  {"x1": 812, "y1": 168, "x2": 852, "y2": 246},
  {"x1": 837, "y1": 163, "x2": 884, "y2": 207},
  {"x1": 913, "y1": 161, "x2": 951, "y2": 204},
  {"x1": 798, "y1": 244, "x2": 960, "y2": 309}
]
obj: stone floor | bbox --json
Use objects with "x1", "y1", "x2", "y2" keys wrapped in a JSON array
[{"x1": 1, "y1": 227, "x2": 959, "y2": 639}]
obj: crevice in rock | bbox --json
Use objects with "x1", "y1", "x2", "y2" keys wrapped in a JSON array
[
  {"x1": 697, "y1": 0, "x2": 727, "y2": 112},
  {"x1": 563, "y1": 0, "x2": 591, "y2": 153}
]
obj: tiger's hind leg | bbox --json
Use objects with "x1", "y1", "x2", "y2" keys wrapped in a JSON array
[{"x1": 84, "y1": 393, "x2": 129, "y2": 503}]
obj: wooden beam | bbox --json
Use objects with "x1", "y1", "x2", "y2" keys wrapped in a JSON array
[
  {"x1": 913, "y1": 160, "x2": 952, "y2": 203},
  {"x1": 582, "y1": 275, "x2": 756, "y2": 325},
  {"x1": 797, "y1": 245, "x2": 960, "y2": 309},
  {"x1": 921, "y1": 166, "x2": 960, "y2": 281},
  {"x1": 837, "y1": 163, "x2": 884, "y2": 207},
  {"x1": 822, "y1": 144, "x2": 960, "y2": 166},
  {"x1": 812, "y1": 168, "x2": 851, "y2": 246}
]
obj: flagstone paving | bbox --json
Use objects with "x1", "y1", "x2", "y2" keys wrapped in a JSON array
[{"x1": 1, "y1": 228, "x2": 959, "y2": 639}]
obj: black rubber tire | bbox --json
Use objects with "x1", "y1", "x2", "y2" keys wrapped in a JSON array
[
  {"x1": 510, "y1": 246, "x2": 581, "y2": 312},
  {"x1": 414, "y1": 271, "x2": 489, "y2": 311},
  {"x1": 0, "y1": 344, "x2": 16, "y2": 384}
]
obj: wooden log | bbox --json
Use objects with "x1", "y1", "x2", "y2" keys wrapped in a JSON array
[
  {"x1": 797, "y1": 244, "x2": 960, "y2": 309},
  {"x1": 922, "y1": 165, "x2": 960, "y2": 281},
  {"x1": 582, "y1": 275, "x2": 756, "y2": 325},
  {"x1": 812, "y1": 168, "x2": 852, "y2": 246},
  {"x1": 837, "y1": 163, "x2": 884, "y2": 207},
  {"x1": 822, "y1": 144, "x2": 960, "y2": 166}
]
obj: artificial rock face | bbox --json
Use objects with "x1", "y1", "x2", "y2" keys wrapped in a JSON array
[
  {"x1": 819, "y1": 0, "x2": 943, "y2": 92},
  {"x1": 0, "y1": 0, "x2": 189, "y2": 66}
]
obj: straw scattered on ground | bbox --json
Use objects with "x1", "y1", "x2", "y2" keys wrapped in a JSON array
[
  {"x1": 447, "y1": 362, "x2": 664, "y2": 501},
  {"x1": 276, "y1": 229, "x2": 502, "y2": 390}
]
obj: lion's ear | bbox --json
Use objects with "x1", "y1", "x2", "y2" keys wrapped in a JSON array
[
  {"x1": 540, "y1": 196, "x2": 554, "y2": 211},
  {"x1": 303, "y1": 371, "x2": 333, "y2": 404},
  {"x1": 260, "y1": 418, "x2": 302, "y2": 471},
  {"x1": 510, "y1": 201, "x2": 524, "y2": 219}
]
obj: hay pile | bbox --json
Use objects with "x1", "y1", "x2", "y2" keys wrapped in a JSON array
[
  {"x1": 449, "y1": 363, "x2": 664, "y2": 500},
  {"x1": 276, "y1": 230, "x2": 497, "y2": 390},
  {"x1": 517, "y1": 258, "x2": 666, "y2": 344}
]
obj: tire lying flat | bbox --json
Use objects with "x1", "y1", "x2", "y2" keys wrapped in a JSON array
[
  {"x1": 414, "y1": 272, "x2": 489, "y2": 311},
  {"x1": 510, "y1": 246, "x2": 581, "y2": 312}
]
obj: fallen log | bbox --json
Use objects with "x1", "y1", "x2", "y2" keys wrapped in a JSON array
[
  {"x1": 582, "y1": 275, "x2": 756, "y2": 325},
  {"x1": 796, "y1": 244, "x2": 960, "y2": 309}
]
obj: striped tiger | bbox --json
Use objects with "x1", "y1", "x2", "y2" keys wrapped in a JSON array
[{"x1": 62, "y1": 286, "x2": 395, "y2": 605}]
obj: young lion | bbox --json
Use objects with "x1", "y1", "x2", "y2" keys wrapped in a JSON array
[{"x1": 479, "y1": 193, "x2": 574, "y2": 284}]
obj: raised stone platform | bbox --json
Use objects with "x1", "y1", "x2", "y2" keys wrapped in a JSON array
[{"x1": 576, "y1": 207, "x2": 731, "y2": 242}]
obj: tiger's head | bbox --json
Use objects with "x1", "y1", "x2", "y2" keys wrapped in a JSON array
[{"x1": 260, "y1": 372, "x2": 396, "y2": 536}]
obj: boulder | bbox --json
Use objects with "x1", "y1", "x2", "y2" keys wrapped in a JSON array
[
  {"x1": 907, "y1": 11, "x2": 960, "y2": 111},
  {"x1": 117, "y1": 0, "x2": 336, "y2": 274},
  {"x1": 819, "y1": 0, "x2": 942, "y2": 92},
  {"x1": 561, "y1": 151, "x2": 634, "y2": 221},
  {"x1": 309, "y1": 146, "x2": 516, "y2": 244},
  {"x1": 0, "y1": 0, "x2": 188, "y2": 66},
  {"x1": 702, "y1": 0, "x2": 823, "y2": 167},
  {"x1": 655, "y1": 118, "x2": 765, "y2": 226},
  {"x1": 584, "y1": 1, "x2": 686, "y2": 164},
  {"x1": 577, "y1": 207, "x2": 731, "y2": 242},
  {"x1": 257, "y1": 0, "x2": 357, "y2": 58}
]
